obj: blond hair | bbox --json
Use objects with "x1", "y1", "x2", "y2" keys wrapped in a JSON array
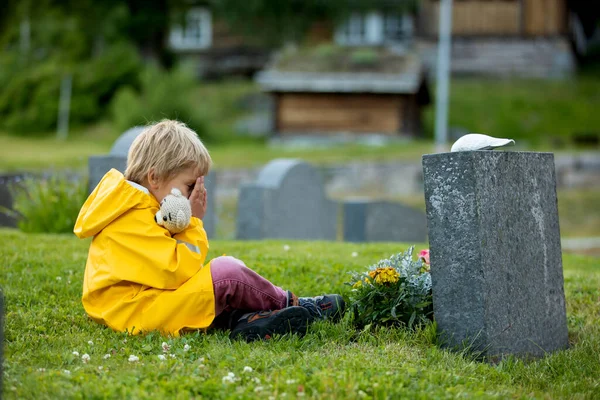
[{"x1": 125, "y1": 120, "x2": 212, "y2": 184}]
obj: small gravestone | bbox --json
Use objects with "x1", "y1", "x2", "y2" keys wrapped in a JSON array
[
  {"x1": 87, "y1": 126, "x2": 216, "y2": 238},
  {"x1": 88, "y1": 126, "x2": 144, "y2": 193},
  {"x1": 236, "y1": 159, "x2": 337, "y2": 240},
  {"x1": 1, "y1": 288, "x2": 4, "y2": 396},
  {"x1": 0, "y1": 174, "x2": 26, "y2": 227},
  {"x1": 343, "y1": 199, "x2": 427, "y2": 242},
  {"x1": 423, "y1": 151, "x2": 568, "y2": 359}
]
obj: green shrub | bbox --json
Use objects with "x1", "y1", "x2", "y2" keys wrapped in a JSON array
[
  {"x1": 110, "y1": 65, "x2": 210, "y2": 141},
  {"x1": 1, "y1": 174, "x2": 87, "y2": 233},
  {"x1": 0, "y1": 43, "x2": 142, "y2": 135}
]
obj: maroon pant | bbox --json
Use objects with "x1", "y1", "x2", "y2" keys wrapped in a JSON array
[{"x1": 210, "y1": 256, "x2": 288, "y2": 328}]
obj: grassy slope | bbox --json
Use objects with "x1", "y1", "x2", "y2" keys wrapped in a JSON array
[
  {"x1": 1, "y1": 229, "x2": 599, "y2": 399},
  {"x1": 423, "y1": 76, "x2": 600, "y2": 145},
  {"x1": 2, "y1": 76, "x2": 600, "y2": 173}
]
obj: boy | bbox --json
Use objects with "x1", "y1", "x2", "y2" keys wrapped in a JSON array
[{"x1": 74, "y1": 120, "x2": 344, "y2": 340}]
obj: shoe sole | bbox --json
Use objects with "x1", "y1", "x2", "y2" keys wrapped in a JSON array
[{"x1": 231, "y1": 307, "x2": 311, "y2": 341}]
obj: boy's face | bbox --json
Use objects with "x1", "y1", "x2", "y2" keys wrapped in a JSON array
[{"x1": 149, "y1": 165, "x2": 201, "y2": 203}]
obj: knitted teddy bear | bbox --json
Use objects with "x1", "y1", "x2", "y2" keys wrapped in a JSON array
[{"x1": 155, "y1": 188, "x2": 192, "y2": 234}]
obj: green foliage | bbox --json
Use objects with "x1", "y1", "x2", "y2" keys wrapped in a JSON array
[
  {"x1": 350, "y1": 48, "x2": 380, "y2": 67},
  {"x1": 423, "y1": 77, "x2": 600, "y2": 145},
  {"x1": 110, "y1": 65, "x2": 211, "y2": 142},
  {"x1": 347, "y1": 246, "x2": 433, "y2": 329},
  {"x1": 0, "y1": 43, "x2": 142, "y2": 135},
  {"x1": 0, "y1": 233, "x2": 599, "y2": 398},
  {"x1": 1, "y1": 175, "x2": 87, "y2": 233}
]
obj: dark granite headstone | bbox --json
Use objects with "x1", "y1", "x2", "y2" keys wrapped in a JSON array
[
  {"x1": 87, "y1": 126, "x2": 145, "y2": 193},
  {"x1": 0, "y1": 174, "x2": 26, "y2": 228},
  {"x1": 423, "y1": 151, "x2": 568, "y2": 358},
  {"x1": 236, "y1": 159, "x2": 337, "y2": 240},
  {"x1": 343, "y1": 199, "x2": 427, "y2": 243},
  {"x1": 1, "y1": 288, "x2": 4, "y2": 396}
]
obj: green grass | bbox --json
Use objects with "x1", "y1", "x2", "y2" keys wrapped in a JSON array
[
  {"x1": 423, "y1": 76, "x2": 600, "y2": 146},
  {"x1": 1, "y1": 229, "x2": 599, "y2": 399}
]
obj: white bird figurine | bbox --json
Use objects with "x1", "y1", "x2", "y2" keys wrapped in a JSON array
[{"x1": 451, "y1": 133, "x2": 515, "y2": 152}]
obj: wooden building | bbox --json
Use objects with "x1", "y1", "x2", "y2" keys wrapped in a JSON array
[
  {"x1": 257, "y1": 49, "x2": 430, "y2": 137},
  {"x1": 419, "y1": 0, "x2": 567, "y2": 37},
  {"x1": 169, "y1": 0, "x2": 575, "y2": 79},
  {"x1": 168, "y1": 6, "x2": 269, "y2": 78}
]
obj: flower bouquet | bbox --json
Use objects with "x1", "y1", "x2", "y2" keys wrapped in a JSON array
[{"x1": 347, "y1": 247, "x2": 433, "y2": 329}]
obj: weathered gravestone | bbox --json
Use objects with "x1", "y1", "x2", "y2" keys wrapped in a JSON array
[
  {"x1": 423, "y1": 151, "x2": 568, "y2": 358},
  {"x1": 236, "y1": 159, "x2": 337, "y2": 240},
  {"x1": 343, "y1": 199, "x2": 427, "y2": 243},
  {"x1": 87, "y1": 126, "x2": 216, "y2": 238},
  {"x1": 88, "y1": 126, "x2": 145, "y2": 193},
  {"x1": 0, "y1": 174, "x2": 25, "y2": 228},
  {"x1": 1, "y1": 288, "x2": 4, "y2": 397}
]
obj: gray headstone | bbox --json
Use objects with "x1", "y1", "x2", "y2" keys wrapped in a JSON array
[
  {"x1": 236, "y1": 159, "x2": 337, "y2": 240},
  {"x1": 109, "y1": 126, "x2": 146, "y2": 156},
  {"x1": 87, "y1": 126, "x2": 216, "y2": 238},
  {"x1": 423, "y1": 151, "x2": 568, "y2": 359},
  {"x1": 202, "y1": 171, "x2": 216, "y2": 239},
  {"x1": 88, "y1": 126, "x2": 144, "y2": 193},
  {"x1": 1, "y1": 288, "x2": 4, "y2": 396},
  {"x1": 343, "y1": 199, "x2": 427, "y2": 242},
  {"x1": 0, "y1": 174, "x2": 26, "y2": 227},
  {"x1": 88, "y1": 155, "x2": 128, "y2": 193}
]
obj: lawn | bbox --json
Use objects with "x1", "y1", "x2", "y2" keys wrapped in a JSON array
[{"x1": 1, "y1": 229, "x2": 599, "y2": 399}]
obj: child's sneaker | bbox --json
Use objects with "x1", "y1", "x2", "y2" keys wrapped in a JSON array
[
  {"x1": 298, "y1": 294, "x2": 346, "y2": 322},
  {"x1": 229, "y1": 306, "x2": 311, "y2": 341}
]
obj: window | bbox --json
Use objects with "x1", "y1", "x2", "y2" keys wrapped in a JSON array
[
  {"x1": 169, "y1": 7, "x2": 212, "y2": 50},
  {"x1": 384, "y1": 14, "x2": 414, "y2": 42},
  {"x1": 335, "y1": 11, "x2": 414, "y2": 46}
]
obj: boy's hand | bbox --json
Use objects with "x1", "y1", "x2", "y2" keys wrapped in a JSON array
[{"x1": 189, "y1": 176, "x2": 207, "y2": 219}]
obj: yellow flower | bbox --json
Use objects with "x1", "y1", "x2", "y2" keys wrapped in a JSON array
[
  {"x1": 369, "y1": 267, "x2": 399, "y2": 285},
  {"x1": 352, "y1": 278, "x2": 370, "y2": 288}
]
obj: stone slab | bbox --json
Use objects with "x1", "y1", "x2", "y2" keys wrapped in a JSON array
[
  {"x1": 0, "y1": 174, "x2": 25, "y2": 227},
  {"x1": 1, "y1": 288, "x2": 4, "y2": 396},
  {"x1": 110, "y1": 126, "x2": 145, "y2": 156},
  {"x1": 236, "y1": 159, "x2": 337, "y2": 240},
  {"x1": 88, "y1": 155, "x2": 128, "y2": 194},
  {"x1": 423, "y1": 151, "x2": 568, "y2": 358},
  {"x1": 343, "y1": 199, "x2": 427, "y2": 242}
]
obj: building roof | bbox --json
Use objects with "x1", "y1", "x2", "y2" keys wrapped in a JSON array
[{"x1": 256, "y1": 46, "x2": 427, "y2": 94}]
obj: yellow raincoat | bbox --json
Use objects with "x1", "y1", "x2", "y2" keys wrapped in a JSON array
[{"x1": 74, "y1": 169, "x2": 215, "y2": 335}]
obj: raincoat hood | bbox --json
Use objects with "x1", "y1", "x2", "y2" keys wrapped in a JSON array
[{"x1": 74, "y1": 169, "x2": 158, "y2": 238}]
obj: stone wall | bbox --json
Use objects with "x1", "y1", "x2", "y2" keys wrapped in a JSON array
[{"x1": 212, "y1": 152, "x2": 600, "y2": 202}]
